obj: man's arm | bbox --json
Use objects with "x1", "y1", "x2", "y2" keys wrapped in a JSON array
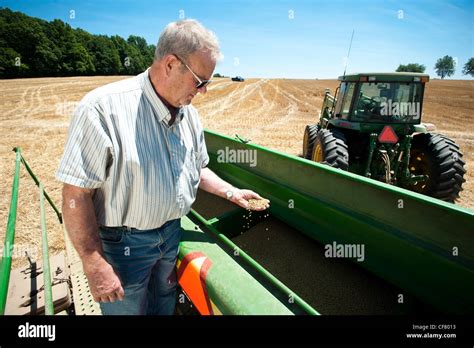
[
  {"x1": 62, "y1": 183, "x2": 124, "y2": 303},
  {"x1": 199, "y1": 167, "x2": 269, "y2": 210}
]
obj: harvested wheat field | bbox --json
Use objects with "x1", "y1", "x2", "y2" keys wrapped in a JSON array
[{"x1": 1, "y1": 76, "x2": 473, "y2": 266}]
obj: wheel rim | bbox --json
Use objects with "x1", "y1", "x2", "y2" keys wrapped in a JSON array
[
  {"x1": 313, "y1": 143, "x2": 323, "y2": 162},
  {"x1": 408, "y1": 150, "x2": 430, "y2": 193}
]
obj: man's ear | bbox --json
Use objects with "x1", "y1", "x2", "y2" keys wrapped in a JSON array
[{"x1": 163, "y1": 54, "x2": 179, "y2": 77}]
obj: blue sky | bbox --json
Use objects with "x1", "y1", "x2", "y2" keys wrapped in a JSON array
[{"x1": 3, "y1": 0, "x2": 473, "y2": 79}]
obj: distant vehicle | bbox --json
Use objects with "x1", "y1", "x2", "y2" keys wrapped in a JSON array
[{"x1": 231, "y1": 76, "x2": 244, "y2": 82}]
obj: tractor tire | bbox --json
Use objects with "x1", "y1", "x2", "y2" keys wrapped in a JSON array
[
  {"x1": 406, "y1": 133, "x2": 466, "y2": 203},
  {"x1": 311, "y1": 128, "x2": 349, "y2": 170},
  {"x1": 303, "y1": 124, "x2": 320, "y2": 159}
]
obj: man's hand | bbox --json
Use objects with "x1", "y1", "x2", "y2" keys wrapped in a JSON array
[
  {"x1": 230, "y1": 189, "x2": 270, "y2": 211},
  {"x1": 199, "y1": 167, "x2": 270, "y2": 211},
  {"x1": 82, "y1": 255, "x2": 125, "y2": 303},
  {"x1": 62, "y1": 183, "x2": 124, "y2": 303}
]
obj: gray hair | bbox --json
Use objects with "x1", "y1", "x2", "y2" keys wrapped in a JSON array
[{"x1": 155, "y1": 19, "x2": 221, "y2": 62}]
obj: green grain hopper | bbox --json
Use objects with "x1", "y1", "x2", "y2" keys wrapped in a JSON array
[{"x1": 2, "y1": 130, "x2": 473, "y2": 316}]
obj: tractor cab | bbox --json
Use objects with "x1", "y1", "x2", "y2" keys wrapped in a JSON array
[
  {"x1": 303, "y1": 72, "x2": 466, "y2": 203},
  {"x1": 328, "y1": 73, "x2": 429, "y2": 125}
]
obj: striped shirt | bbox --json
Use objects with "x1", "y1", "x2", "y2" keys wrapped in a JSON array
[{"x1": 56, "y1": 68, "x2": 209, "y2": 229}]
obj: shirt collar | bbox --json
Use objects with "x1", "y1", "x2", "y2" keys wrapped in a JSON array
[{"x1": 140, "y1": 68, "x2": 185, "y2": 126}]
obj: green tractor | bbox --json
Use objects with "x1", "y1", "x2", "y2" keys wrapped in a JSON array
[{"x1": 303, "y1": 72, "x2": 466, "y2": 203}]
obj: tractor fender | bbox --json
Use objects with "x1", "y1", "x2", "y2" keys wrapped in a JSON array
[{"x1": 413, "y1": 123, "x2": 437, "y2": 134}]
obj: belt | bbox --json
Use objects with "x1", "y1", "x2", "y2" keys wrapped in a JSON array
[{"x1": 101, "y1": 219, "x2": 177, "y2": 233}]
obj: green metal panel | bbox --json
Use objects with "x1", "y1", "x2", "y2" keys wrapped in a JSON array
[
  {"x1": 329, "y1": 119, "x2": 418, "y2": 133},
  {"x1": 20, "y1": 154, "x2": 62, "y2": 223},
  {"x1": 2, "y1": 150, "x2": 63, "y2": 315},
  {"x1": 0, "y1": 148, "x2": 21, "y2": 315},
  {"x1": 203, "y1": 129, "x2": 474, "y2": 314},
  {"x1": 178, "y1": 216, "x2": 295, "y2": 315},
  {"x1": 40, "y1": 183, "x2": 54, "y2": 315},
  {"x1": 188, "y1": 209, "x2": 319, "y2": 315}
]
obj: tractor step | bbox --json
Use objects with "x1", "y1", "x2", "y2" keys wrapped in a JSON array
[
  {"x1": 64, "y1": 227, "x2": 102, "y2": 315},
  {"x1": 5, "y1": 252, "x2": 71, "y2": 315}
]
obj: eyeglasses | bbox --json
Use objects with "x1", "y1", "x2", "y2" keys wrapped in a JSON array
[{"x1": 174, "y1": 54, "x2": 212, "y2": 89}]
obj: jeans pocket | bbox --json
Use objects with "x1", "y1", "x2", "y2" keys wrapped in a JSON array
[
  {"x1": 160, "y1": 220, "x2": 183, "y2": 257},
  {"x1": 99, "y1": 227, "x2": 125, "y2": 244}
]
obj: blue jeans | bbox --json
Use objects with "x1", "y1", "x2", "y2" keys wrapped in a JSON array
[{"x1": 97, "y1": 219, "x2": 182, "y2": 315}]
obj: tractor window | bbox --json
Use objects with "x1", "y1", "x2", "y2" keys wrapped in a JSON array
[
  {"x1": 352, "y1": 82, "x2": 423, "y2": 123},
  {"x1": 334, "y1": 82, "x2": 347, "y2": 116},
  {"x1": 341, "y1": 83, "x2": 355, "y2": 117},
  {"x1": 334, "y1": 82, "x2": 355, "y2": 119}
]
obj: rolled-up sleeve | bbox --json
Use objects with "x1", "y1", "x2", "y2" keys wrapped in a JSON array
[
  {"x1": 199, "y1": 130, "x2": 210, "y2": 168},
  {"x1": 56, "y1": 103, "x2": 113, "y2": 188}
]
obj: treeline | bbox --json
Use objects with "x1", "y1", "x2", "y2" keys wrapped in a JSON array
[
  {"x1": 396, "y1": 57, "x2": 474, "y2": 78},
  {"x1": 0, "y1": 8, "x2": 155, "y2": 78}
]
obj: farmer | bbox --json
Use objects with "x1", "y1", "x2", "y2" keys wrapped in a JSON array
[{"x1": 56, "y1": 19, "x2": 269, "y2": 315}]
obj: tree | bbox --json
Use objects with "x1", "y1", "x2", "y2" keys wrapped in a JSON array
[
  {"x1": 0, "y1": 46, "x2": 28, "y2": 77},
  {"x1": 434, "y1": 55, "x2": 455, "y2": 79},
  {"x1": 73, "y1": 29, "x2": 97, "y2": 75},
  {"x1": 127, "y1": 35, "x2": 148, "y2": 55},
  {"x1": 68, "y1": 43, "x2": 95, "y2": 75},
  {"x1": 462, "y1": 58, "x2": 474, "y2": 77},
  {"x1": 87, "y1": 35, "x2": 121, "y2": 75},
  {"x1": 44, "y1": 19, "x2": 95, "y2": 76},
  {"x1": 396, "y1": 63, "x2": 425, "y2": 73},
  {"x1": 127, "y1": 35, "x2": 154, "y2": 67},
  {"x1": 111, "y1": 35, "x2": 147, "y2": 74},
  {"x1": 0, "y1": 8, "x2": 58, "y2": 77},
  {"x1": 0, "y1": 8, "x2": 155, "y2": 78}
]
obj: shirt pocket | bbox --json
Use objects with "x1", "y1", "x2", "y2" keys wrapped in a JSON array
[{"x1": 185, "y1": 148, "x2": 201, "y2": 184}]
